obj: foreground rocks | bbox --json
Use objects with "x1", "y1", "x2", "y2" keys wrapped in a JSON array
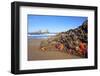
[{"x1": 40, "y1": 20, "x2": 88, "y2": 58}]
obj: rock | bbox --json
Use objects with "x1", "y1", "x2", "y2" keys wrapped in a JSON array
[
  {"x1": 53, "y1": 20, "x2": 88, "y2": 57},
  {"x1": 40, "y1": 20, "x2": 88, "y2": 58}
]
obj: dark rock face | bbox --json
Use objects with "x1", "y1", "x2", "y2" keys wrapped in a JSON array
[{"x1": 57, "y1": 20, "x2": 88, "y2": 57}]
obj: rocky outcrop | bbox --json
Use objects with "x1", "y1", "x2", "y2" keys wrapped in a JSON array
[
  {"x1": 56, "y1": 20, "x2": 88, "y2": 57},
  {"x1": 40, "y1": 20, "x2": 88, "y2": 58}
]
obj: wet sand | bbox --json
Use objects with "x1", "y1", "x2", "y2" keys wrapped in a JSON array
[{"x1": 28, "y1": 39, "x2": 81, "y2": 61}]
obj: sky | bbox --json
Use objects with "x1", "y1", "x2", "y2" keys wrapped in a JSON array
[{"x1": 28, "y1": 15, "x2": 87, "y2": 33}]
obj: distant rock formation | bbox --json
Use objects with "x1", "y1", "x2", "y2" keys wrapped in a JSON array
[{"x1": 29, "y1": 29, "x2": 49, "y2": 34}]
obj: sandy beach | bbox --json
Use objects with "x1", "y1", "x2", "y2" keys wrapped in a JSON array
[{"x1": 28, "y1": 38, "x2": 81, "y2": 61}]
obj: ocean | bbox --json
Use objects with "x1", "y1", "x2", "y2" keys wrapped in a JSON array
[{"x1": 28, "y1": 33, "x2": 56, "y2": 39}]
